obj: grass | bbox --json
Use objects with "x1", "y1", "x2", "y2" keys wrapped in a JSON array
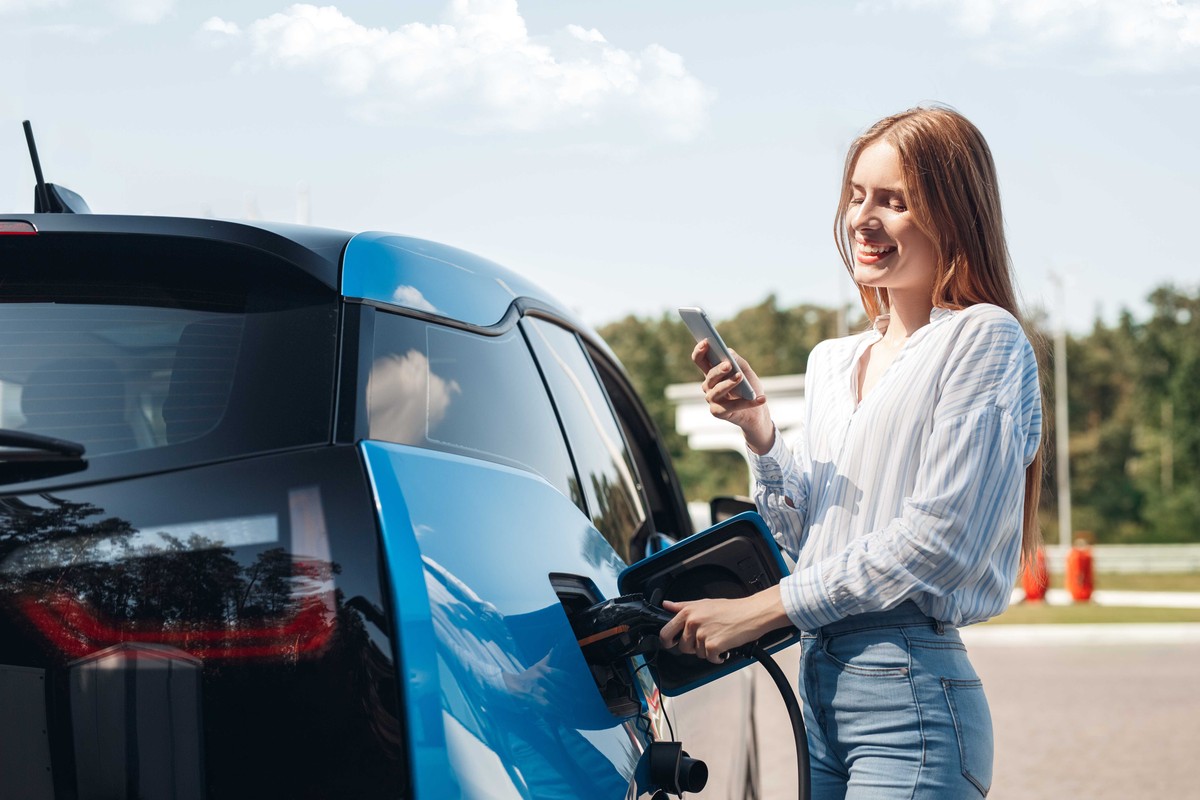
[
  {"x1": 1080, "y1": 572, "x2": 1200, "y2": 592},
  {"x1": 990, "y1": 571, "x2": 1200, "y2": 624},
  {"x1": 986, "y1": 602, "x2": 1200, "y2": 625}
]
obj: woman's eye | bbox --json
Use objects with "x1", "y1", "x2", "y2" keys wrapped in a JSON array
[
  {"x1": 849, "y1": 197, "x2": 864, "y2": 206},
  {"x1": 891, "y1": 203, "x2": 907, "y2": 212}
]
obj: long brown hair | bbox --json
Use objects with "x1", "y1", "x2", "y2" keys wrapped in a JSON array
[{"x1": 834, "y1": 105, "x2": 1044, "y2": 564}]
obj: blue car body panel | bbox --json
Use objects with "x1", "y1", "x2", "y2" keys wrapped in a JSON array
[
  {"x1": 360, "y1": 441, "x2": 643, "y2": 799},
  {"x1": 342, "y1": 232, "x2": 569, "y2": 328}
]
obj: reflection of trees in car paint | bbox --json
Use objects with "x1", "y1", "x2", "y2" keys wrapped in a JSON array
[
  {"x1": 528, "y1": 322, "x2": 643, "y2": 506},
  {"x1": 0, "y1": 493, "x2": 406, "y2": 798},
  {"x1": 367, "y1": 349, "x2": 461, "y2": 443},
  {"x1": 423, "y1": 555, "x2": 632, "y2": 800},
  {"x1": 588, "y1": 472, "x2": 643, "y2": 564},
  {"x1": 523, "y1": 320, "x2": 648, "y2": 563},
  {"x1": 2, "y1": 501, "x2": 334, "y2": 659}
]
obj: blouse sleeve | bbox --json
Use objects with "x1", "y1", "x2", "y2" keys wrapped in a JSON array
[
  {"x1": 778, "y1": 311, "x2": 1042, "y2": 631},
  {"x1": 748, "y1": 421, "x2": 811, "y2": 562}
]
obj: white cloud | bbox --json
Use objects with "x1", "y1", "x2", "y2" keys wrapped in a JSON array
[
  {"x1": 874, "y1": 0, "x2": 1200, "y2": 72},
  {"x1": 204, "y1": 1, "x2": 715, "y2": 140},
  {"x1": 199, "y1": 15, "x2": 241, "y2": 46},
  {"x1": 108, "y1": 0, "x2": 173, "y2": 25},
  {"x1": 201, "y1": 16, "x2": 240, "y2": 36}
]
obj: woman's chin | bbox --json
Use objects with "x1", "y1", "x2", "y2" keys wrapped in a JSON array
[{"x1": 853, "y1": 266, "x2": 888, "y2": 286}]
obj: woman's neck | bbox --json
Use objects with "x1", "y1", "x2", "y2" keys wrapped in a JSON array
[{"x1": 880, "y1": 288, "x2": 934, "y2": 343}]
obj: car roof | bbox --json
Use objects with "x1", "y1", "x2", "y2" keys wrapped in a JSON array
[
  {"x1": 1, "y1": 213, "x2": 601, "y2": 346},
  {"x1": 1, "y1": 213, "x2": 351, "y2": 289},
  {"x1": 342, "y1": 231, "x2": 584, "y2": 330}
]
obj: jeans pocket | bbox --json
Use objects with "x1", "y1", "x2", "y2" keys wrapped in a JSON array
[
  {"x1": 822, "y1": 629, "x2": 911, "y2": 677},
  {"x1": 942, "y1": 678, "x2": 994, "y2": 797}
]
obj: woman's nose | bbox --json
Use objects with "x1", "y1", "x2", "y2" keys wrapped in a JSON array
[{"x1": 850, "y1": 202, "x2": 879, "y2": 231}]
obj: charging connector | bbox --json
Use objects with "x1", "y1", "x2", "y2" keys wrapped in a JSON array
[{"x1": 569, "y1": 591, "x2": 810, "y2": 800}]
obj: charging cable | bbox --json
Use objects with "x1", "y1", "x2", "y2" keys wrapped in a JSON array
[{"x1": 747, "y1": 645, "x2": 809, "y2": 800}]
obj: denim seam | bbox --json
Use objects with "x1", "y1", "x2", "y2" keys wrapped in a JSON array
[
  {"x1": 903, "y1": 628, "x2": 924, "y2": 799},
  {"x1": 809, "y1": 633, "x2": 850, "y2": 780},
  {"x1": 907, "y1": 639, "x2": 967, "y2": 652},
  {"x1": 942, "y1": 678, "x2": 990, "y2": 797}
]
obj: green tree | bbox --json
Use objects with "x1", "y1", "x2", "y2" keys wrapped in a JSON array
[
  {"x1": 1063, "y1": 313, "x2": 1144, "y2": 541},
  {"x1": 1133, "y1": 286, "x2": 1200, "y2": 541}
]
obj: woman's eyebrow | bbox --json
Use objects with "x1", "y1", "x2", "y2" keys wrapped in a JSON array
[{"x1": 850, "y1": 182, "x2": 905, "y2": 195}]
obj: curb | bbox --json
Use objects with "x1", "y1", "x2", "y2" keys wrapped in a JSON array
[
  {"x1": 1011, "y1": 588, "x2": 1200, "y2": 608},
  {"x1": 961, "y1": 623, "x2": 1200, "y2": 646}
]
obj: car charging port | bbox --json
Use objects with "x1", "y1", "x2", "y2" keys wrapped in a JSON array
[
  {"x1": 550, "y1": 575, "x2": 644, "y2": 718},
  {"x1": 570, "y1": 593, "x2": 674, "y2": 666}
]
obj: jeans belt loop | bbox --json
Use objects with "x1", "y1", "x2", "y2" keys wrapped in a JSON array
[{"x1": 934, "y1": 618, "x2": 945, "y2": 635}]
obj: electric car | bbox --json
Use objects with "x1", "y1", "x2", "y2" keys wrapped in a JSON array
[{"x1": 0, "y1": 209, "x2": 771, "y2": 799}]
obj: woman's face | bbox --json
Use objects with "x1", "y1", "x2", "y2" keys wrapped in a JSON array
[{"x1": 846, "y1": 141, "x2": 938, "y2": 299}]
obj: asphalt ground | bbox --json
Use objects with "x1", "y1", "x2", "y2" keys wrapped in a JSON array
[{"x1": 748, "y1": 636, "x2": 1200, "y2": 799}]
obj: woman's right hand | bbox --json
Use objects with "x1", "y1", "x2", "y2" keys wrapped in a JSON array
[{"x1": 691, "y1": 340, "x2": 775, "y2": 454}]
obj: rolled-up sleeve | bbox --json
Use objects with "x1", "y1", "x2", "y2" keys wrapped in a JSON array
[{"x1": 749, "y1": 423, "x2": 811, "y2": 563}]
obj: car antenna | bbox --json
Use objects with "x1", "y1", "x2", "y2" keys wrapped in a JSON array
[{"x1": 21, "y1": 120, "x2": 91, "y2": 214}]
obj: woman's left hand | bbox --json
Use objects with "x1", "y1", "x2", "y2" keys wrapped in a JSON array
[{"x1": 658, "y1": 586, "x2": 788, "y2": 665}]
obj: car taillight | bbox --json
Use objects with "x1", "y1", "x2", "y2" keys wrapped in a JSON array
[
  {"x1": 0, "y1": 450, "x2": 406, "y2": 799},
  {"x1": 0, "y1": 220, "x2": 37, "y2": 234},
  {"x1": 19, "y1": 579, "x2": 335, "y2": 661},
  {"x1": 6, "y1": 487, "x2": 340, "y2": 664}
]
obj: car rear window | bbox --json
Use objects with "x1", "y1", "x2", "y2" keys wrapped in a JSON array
[{"x1": 0, "y1": 233, "x2": 338, "y2": 487}]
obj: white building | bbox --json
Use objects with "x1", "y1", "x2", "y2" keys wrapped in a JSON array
[{"x1": 665, "y1": 373, "x2": 806, "y2": 530}]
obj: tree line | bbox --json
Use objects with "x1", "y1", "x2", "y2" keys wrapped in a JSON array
[{"x1": 598, "y1": 285, "x2": 1200, "y2": 544}]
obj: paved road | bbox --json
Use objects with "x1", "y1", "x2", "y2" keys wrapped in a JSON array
[{"x1": 749, "y1": 639, "x2": 1200, "y2": 799}]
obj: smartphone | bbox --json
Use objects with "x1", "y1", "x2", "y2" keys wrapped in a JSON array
[{"x1": 678, "y1": 306, "x2": 757, "y2": 401}]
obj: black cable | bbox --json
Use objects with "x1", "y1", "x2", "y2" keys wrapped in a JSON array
[
  {"x1": 749, "y1": 645, "x2": 809, "y2": 800},
  {"x1": 633, "y1": 656, "x2": 676, "y2": 743}
]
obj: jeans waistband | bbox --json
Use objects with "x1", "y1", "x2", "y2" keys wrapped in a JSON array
[{"x1": 805, "y1": 600, "x2": 946, "y2": 637}]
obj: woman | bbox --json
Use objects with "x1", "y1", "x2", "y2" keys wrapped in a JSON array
[{"x1": 659, "y1": 106, "x2": 1043, "y2": 798}]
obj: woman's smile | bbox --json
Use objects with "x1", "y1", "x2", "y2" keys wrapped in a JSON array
[{"x1": 855, "y1": 240, "x2": 897, "y2": 265}]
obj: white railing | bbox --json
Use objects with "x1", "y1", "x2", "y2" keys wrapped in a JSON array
[{"x1": 1042, "y1": 544, "x2": 1200, "y2": 574}]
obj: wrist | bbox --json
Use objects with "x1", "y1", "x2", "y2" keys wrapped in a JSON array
[
  {"x1": 745, "y1": 421, "x2": 776, "y2": 455},
  {"x1": 748, "y1": 586, "x2": 788, "y2": 638}
]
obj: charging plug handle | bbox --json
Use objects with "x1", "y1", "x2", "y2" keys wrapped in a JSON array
[{"x1": 571, "y1": 594, "x2": 674, "y2": 663}]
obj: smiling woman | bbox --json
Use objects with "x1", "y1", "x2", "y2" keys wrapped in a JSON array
[{"x1": 664, "y1": 105, "x2": 1047, "y2": 799}]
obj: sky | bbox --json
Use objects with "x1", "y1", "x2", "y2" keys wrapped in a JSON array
[{"x1": 1, "y1": 0, "x2": 1198, "y2": 333}]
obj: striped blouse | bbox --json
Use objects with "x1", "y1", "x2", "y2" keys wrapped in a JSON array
[{"x1": 749, "y1": 303, "x2": 1042, "y2": 630}]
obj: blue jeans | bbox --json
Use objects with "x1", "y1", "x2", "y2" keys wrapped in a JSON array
[{"x1": 798, "y1": 602, "x2": 993, "y2": 799}]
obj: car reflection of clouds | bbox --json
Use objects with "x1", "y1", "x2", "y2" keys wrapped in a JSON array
[
  {"x1": 391, "y1": 285, "x2": 439, "y2": 314},
  {"x1": 367, "y1": 350, "x2": 460, "y2": 443}
]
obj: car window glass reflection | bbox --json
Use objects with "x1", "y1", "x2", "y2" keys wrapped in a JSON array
[
  {"x1": 368, "y1": 313, "x2": 576, "y2": 502},
  {"x1": 524, "y1": 319, "x2": 647, "y2": 562}
]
